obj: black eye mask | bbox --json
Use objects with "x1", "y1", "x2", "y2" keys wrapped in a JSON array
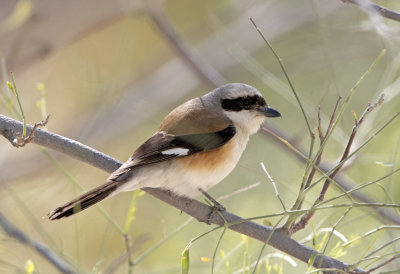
[{"x1": 221, "y1": 95, "x2": 266, "y2": 112}]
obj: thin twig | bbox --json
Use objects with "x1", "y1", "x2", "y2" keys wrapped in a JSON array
[
  {"x1": 365, "y1": 254, "x2": 400, "y2": 273},
  {"x1": 291, "y1": 95, "x2": 385, "y2": 233},
  {"x1": 13, "y1": 114, "x2": 50, "y2": 147},
  {"x1": 106, "y1": 218, "x2": 193, "y2": 274},
  {"x1": 282, "y1": 97, "x2": 344, "y2": 232},
  {"x1": 123, "y1": 234, "x2": 134, "y2": 274},
  {"x1": 218, "y1": 182, "x2": 260, "y2": 201},
  {"x1": 318, "y1": 94, "x2": 384, "y2": 202},
  {"x1": 342, "y1": 0, "x2": 400, "y2": 22},
  {"x1": 306, "y1": 49, "x2": 386, "y2": 191},
  {"x1": 299, "y1": 97, "x2": 342, "y2": 208},
  {"x1": 0, "y1": 212, "x2": 76, "y2": 274},
  {"x1": 306, "y1": 109, "x2": 398, "y2": 195},
  {"x1": 8, "y1": 73, "x2": 26, "y2": 136},
  {"x1": 317, "y1": 106, "x2": 324, "y2": 141},
  {"x1": 211, "y1": 227, "x2": 227, "y2": 274},
  {"x1": 252, "y1": 216, "x2": 285, "y2": 274},
  {"x1": 260, "y1": 162, "x2": 286, "y2": 211},
  {"x1": 250, "y1": 17, "x2": 312, "y2": 136},
  {"x1": 324, "y1": 97, "x2": 343, "y2": 141},
  {"x1": 320, "y1": 168, "x2": 400, "y2": 209},
  {"x1": 343, "y1": 226, "x2": 400, "y2": 248},
  {"x1": 318, "y1": 206, "x2": 353, "y2": 268}
]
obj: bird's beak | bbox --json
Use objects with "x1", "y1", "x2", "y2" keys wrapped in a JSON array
[{"x1": 259, "y1": 106, "x2": 281, "y2": 118}]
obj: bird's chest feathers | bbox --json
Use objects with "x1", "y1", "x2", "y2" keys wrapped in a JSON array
[{"x1": 179, "y1": 133, "x2": 248, "y2": 173}]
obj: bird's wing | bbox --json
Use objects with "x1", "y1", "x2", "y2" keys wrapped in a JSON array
[
  {"x1": 157, "y1": 97, "x2": 232, "y2": 135},
  {"x1": 107, "y1": 124, "x2": 236, "y2": 182}
]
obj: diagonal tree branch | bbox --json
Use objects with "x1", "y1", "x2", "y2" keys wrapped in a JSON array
[
  {"x1": 342, "y1": 0, "x2": 400, "y2": 22},
  {"x1": 146, "y1": 2, "x2": 226, "y2": 88},
  {"x1": 0, "y1": 114, "x2": 365, "y2": 273},
  {"x1": 0, "y1": 212, "x2": 76, "y2": 274}
]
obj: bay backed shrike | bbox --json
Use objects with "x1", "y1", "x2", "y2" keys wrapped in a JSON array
[{"x1": 48, "y1": 83, "x2": 281, "y2": 220}]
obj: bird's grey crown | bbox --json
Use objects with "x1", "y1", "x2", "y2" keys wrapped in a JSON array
[{"x1": 209, "y1": 83, "x2": 262, "y2": 100}]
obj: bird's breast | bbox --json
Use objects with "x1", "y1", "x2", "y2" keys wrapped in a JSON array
[
  {"x1": 178, "y1": 138, "x2": 239, "y2": 171},
  {"x1": 178, "y1": 132, "x2": 249, "y2": 181}
]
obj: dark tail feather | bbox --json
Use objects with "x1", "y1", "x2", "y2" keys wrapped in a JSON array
[{"x1": 48, "y1": 180, "x2": 119, "y2": 220}]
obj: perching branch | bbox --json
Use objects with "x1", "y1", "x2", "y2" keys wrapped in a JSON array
[
  {"x1": 0, "y1": 114, "x2": 365, "y2": 273},
  {"x1": 12, "y1": 114, "x2": 50, "y2": 147},
  {"x1": 0, "y1": 212, "x2": 76, "y2": 274},
  {"x1": 342, "y1": 0, "x2": 400, "y2": 22}
]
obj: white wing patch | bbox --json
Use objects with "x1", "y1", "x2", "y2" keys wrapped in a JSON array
[{"x1": 161, "y1": 148, "x2": 189, "y2": 156}]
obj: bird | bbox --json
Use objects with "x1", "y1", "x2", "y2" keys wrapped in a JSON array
[{"x1": 48, "y1": 83, "x2": 281, "y2": 220}]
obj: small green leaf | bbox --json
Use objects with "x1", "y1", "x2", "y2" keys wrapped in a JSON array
[
  {"x1": 36, "y1": 82, "x2": 45, "y2": 92},
  {"x1": 181, "y1": 248, "x2": 190, "y2": 274},
  {"x1": 124, "y1": 190, "x2": 139, "y2": 233},
  {"x1": 25, "y1": 259, "x2": 35, "y2": 274},
  {"x1": 263, "y1": 219, "x2": 273, "y2": 226},
  {"x1": 352, "y1": 110, "x2": 357, "y2": 121},
  {"x1": 375, "y1": 161, "x2": 393, "y2": 167},
  {"x1": 7, "y1": 81, "x2": 15, "y2": 94}
]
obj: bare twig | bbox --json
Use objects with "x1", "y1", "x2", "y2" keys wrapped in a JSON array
[
  {"x1": 291, "y1": 95, "x2": 384, "y2": 233},
  {"x1": 250, "y1": 17, "x2": 312, "y2": 136},
  {"x1": 325, "y1": 97, "x2": 343, "y2": 141},
  {"x1": 0, "y1": 114, "x2": 365, "y2": 273},
  {"x1": 11, "y1": 114, "x2": 50, "y2": 147},
  {"x1": 282, "y1": 98, "x2": 342, "y2": 233},
  {"x1": 218, "y1": 182, "x2": 260, "y2": 201},
  {"x1": 366, "y1": 254, "x2": 400, "y2": 273},
  {"x1": 317, "y1": 106, "x2": 324, "y2": 141},
  {"x1": 123, "y1": 234, "x2": 134, "y2": 274},
  {"x1": 0, "y1": 212, "x2": 76, "y2": 274},
  {"x1": 301, "y1": 97, "x2": 342, "y2": 203},
  {"x1": 317, "y1": 94, "x2": 384, "y2": 202},
  {"x1": 261, "y1": 163, "x2": 286, "y2": 211},
  {"x1": 342, "y1": 0, "x2": 400, "y2": 22}
]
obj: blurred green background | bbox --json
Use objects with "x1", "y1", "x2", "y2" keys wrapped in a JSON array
[{"x1": 1, "y1": 0, "x2": 400, "y2": 273}]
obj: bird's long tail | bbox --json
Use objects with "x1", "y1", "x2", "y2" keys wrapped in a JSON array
[{"x1": 48, "y1": 180, "x2": 120, "y2": 220}]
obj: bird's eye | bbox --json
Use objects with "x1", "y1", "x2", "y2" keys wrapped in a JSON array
[{"x1": 242, "y1": 98, "x2": 251, "y2": 106}]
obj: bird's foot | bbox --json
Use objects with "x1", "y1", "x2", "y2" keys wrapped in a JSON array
[{"x1": 199, "y1": 188, "x2": 226, "y2": 224}]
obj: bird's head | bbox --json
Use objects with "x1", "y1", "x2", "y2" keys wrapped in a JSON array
[{"x1": 207, "y1": 83, "x2": 281, "y2": 135}]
